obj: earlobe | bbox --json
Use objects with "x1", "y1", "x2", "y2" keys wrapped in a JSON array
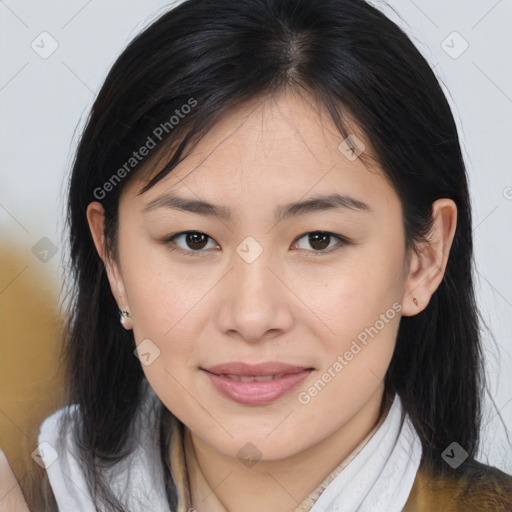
[
  {"x1": 86, "y1": 202, "x2": 133, "y2": 330},
  {"x1": 401, "y1": 198, "x2": 457, "y2": 317}
]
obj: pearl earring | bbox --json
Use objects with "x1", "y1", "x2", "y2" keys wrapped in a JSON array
[{"x1": 119, "y1": 309, "x2": 132, "y2": 329}]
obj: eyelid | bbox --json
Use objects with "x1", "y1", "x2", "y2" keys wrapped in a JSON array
[{"x1": 164, "y1": 230, "x2": 351, "y2": 256}]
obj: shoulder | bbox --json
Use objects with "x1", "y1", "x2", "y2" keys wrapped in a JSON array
[
  {"x1": 37, "y1": 405, "x2": 77, "y2": 464},
  {"x1": 35, "y1": 388, "x2": 168, "y2": 511},
  {"x1": 404, "y1": 458, "x2": 512, "y2": 511},
  {"x1": 36, "y1": 405, "x2": 98, "y2": 511},
  {"x1": 0, "y1": 408, "x2": 73, "y2": 512},
  {"x1": 0, "y1": 449, "x2": 30, "y2": 512},
  {"x1": 39, "y1": 404, "x2": 76, "y2": 436}
]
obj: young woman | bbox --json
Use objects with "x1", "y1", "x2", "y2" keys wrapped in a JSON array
[{"x1": 3, "y1": 0, "x2": 511, "y2": 510}]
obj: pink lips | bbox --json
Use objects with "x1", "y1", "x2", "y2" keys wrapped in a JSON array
[{"x1": 202, "y1": 361, "x2": 313, "y2": 405}]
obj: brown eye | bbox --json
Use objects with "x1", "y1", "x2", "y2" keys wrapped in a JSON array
[
  {"x1": 167, "y1": 231, "x2": 218, "y2": 255},
  {"x1": 308, "y1": 232, "x2": 331, "y2": 250},
  {"x1": 185, "y1": 232, "x2": 209, "y2": 250},
  {"x1": 293, "y1": 231, "x2": 348, "y2": 254}
]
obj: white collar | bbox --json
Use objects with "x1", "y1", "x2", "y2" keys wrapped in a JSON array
[{"x1": 306, "y1": 393, "x2": 422, "y2": 512}]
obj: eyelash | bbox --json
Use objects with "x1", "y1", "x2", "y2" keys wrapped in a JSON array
[{"x1": 163, "y1": 231, "x2": 351, "y2": 258}]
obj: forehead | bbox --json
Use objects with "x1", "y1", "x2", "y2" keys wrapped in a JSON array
[{"x1": 123, "y1": 90, "x2": 396, "y2": 213}]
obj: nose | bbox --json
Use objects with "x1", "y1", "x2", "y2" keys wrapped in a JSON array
[{"x1": 215, "y1": 244, "x2": 294, "y2": 344}]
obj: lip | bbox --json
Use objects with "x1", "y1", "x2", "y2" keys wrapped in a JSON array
[
  {"x1": 201, "y1": 362, "x2": 314, "y2": 405},
  {"x1": 203, "y1": 361, "x2": 311, "y2": 376}
]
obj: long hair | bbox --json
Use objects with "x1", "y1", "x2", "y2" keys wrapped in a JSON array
[{"x1": 31, "y1": 0, "x2": 486, "y2": 509}]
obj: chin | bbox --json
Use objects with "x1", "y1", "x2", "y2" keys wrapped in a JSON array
[{"x1": 199, "y1": 425, "x2": 306, "y2": 462}]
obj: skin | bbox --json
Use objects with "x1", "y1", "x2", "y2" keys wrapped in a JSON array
[
  {"x1": 87, "y1": 89, "x2": 457, "y2": 512},
  {"x1": 0, "y1": 450, "x2": 30, "y2": 512}
]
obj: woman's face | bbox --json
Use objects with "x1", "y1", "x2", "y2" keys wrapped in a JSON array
[{"x1": 101, "y1": 91, "x2": 414, "y2": 460}]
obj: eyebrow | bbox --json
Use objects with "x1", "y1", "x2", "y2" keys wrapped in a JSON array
[{"x1": 142, "y1": 192, "x2": 371, "y2": 222}]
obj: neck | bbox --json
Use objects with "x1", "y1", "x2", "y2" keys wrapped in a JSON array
[{"x1": 183, "y1": 385, "x2": 388, "y2": 512}]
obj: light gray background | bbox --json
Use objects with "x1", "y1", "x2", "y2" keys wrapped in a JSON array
[{"x1": 1, "y1": 0, "x2": 511, "y2": 472}]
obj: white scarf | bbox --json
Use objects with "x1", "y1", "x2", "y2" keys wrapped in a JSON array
[
  {"x1": 38, "y1": 384, "x2": 422, "y2": 512},
  {"x1": 307, "y1": 393, "x2": 422, "y2": 512}
]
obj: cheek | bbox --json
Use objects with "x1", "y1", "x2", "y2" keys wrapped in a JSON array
[
  {"x1": 298, "y1": 245, "x2": 404, "y2": 340},
  {"x1": 119, "y1": 229, "x2": 212, "y2": 333},
  {"x1": 122, "y1": 253, "x2": 207, "y2": 415},
  {"x1": 127, "y1": 270, "x2": 209, "y2": 370},
  {"x1": 296, "y1": 239, "x2": 405, "y2": 396},
  {"x1": 294, "y1": 259, "x2": 402, "y2": 438},
  {"x1": 314, "y1": 276, "x2": 401, "y2": 384}
]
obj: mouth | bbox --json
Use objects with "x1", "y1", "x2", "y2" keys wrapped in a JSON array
[
  {"x1": 208, "y1": 373, "x2": 293, "y2": 381},
  {"x1": 203, "y1": 361, "x2": 313, "y2": 377},
  {"x1": 201, "y1": 362, "x2": 314, "y2": 405}
]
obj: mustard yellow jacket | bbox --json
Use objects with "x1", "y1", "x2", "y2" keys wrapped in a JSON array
[{"x1": 403, "y1": 458, "x2": 512, "y2": 511}]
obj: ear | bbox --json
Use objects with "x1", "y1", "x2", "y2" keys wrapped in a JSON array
[
  {"x1": 86, "y1": 202, "x2": 133, "y2": 330},
  {"x1": 401, "y1": 198, "x2": 457, "y2": 317}
]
